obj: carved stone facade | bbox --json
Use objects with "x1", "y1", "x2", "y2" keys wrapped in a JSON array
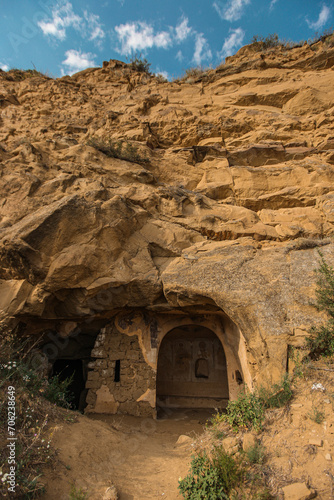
[{"x1": 85, "y1": 309, "x2": 251, "y2": 417}]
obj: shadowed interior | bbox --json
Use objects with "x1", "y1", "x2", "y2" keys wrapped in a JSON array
[{"x1": 156, "y1": 325, "x2": 229, "y2": 409}]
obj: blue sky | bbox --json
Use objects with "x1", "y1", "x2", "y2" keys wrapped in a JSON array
[{"x1": 0, "y1": 1, "x2": 333, "y2": 79}]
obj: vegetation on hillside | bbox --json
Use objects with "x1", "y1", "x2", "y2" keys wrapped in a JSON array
[
  {"x1": 0, "y1": 333, "x2": 75, "y2": 498},
  {"x1": 306, "y1": 251, "x2": 334, "y2": 358},
  {"x1": 179, "y1": 447, "x2": 242, "y2": 500},
  {"x1": 0, "y1": 68, "x2": 51, "y2": 81},
  {"x1": 129, "y1": 54, "x2": 151, "y2": 74},
  {"x1": 179, "y1": 377, "x2": 292, "y2": 499},
  {"x1": 213, "y1": 375, "x2": 292, "y2": 432}
]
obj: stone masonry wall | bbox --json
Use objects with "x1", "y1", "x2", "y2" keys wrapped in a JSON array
[{"x1": 85, "y1": 323, "x2": 156, "y2": 417}]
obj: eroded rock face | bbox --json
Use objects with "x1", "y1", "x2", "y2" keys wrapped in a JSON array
[{"x1": 1, "y1": 42, "x2": 334, "y2": 396}]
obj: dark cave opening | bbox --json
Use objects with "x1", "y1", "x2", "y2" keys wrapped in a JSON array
[{"x1": 51, "y1": 359, "x2": 87, "y2": 411}]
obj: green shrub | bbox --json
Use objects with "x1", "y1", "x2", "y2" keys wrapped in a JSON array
[
  {"x1": 288, "y1": 347, "x2": 310, "y2": 378},
  {"x1": 69, "y1": 484, "x2": 89, "y2": 500},
  {"x1": 178, "y1": 447, "x2": 241, "y2": 500},
  {"x1": 245, "y1": 443, "x2": 266, "y2": 465},
  {"x1": 43, "y1": 373, "x2": 74, "y2": 408},
  {"x1": 306, "y1": 322, "x2": 334, "y2": 358},
  {"x1": 258, "y1": 375, "x2": 293, "y2": 409},
  {"x1": 222, "y1": 376, "x2": 292, "y2": 431},
  {"x1": 305, "y1": 251, "x2": 334, "y2": 358},
  {"x1": 308, "y1": 406, "x2": 325, "y2": 424},
  {"x1": 87, "y1": 137, "x2": 150, "y2": 165},
  {"x1": 224, "y1": 391, "x2": 265, "y2": 431},
  {"x1": 0, "y1": 335, "x2": 73, "y2": 408}
]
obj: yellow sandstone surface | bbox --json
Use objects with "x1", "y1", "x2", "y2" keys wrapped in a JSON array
[{"x1": 1, "y1": 41, "x2": 334, "y2": 385}]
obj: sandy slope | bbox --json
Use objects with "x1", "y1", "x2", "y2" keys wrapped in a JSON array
[{"x1": 44, "y1": 409, "x2": 210, "y2": 500}]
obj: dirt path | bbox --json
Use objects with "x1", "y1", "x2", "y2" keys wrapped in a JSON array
[{"x1": 44, "y1": 409, "x2": 211, "y2": 500}]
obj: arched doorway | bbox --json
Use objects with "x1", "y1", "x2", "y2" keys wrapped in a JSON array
[{"x1": 156, "y1": 325, "x2": 229, "y2": 409}]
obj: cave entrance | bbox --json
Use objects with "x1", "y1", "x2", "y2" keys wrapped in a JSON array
[
  {"x1": 52, "y1": 359, "x2": 87, "y2": 412},
  {"x1": 156, "y1": 325, "x2": 229, "y2": 409}
]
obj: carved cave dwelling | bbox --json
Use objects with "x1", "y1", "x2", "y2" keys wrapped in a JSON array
[{"x1": 41, "y1": 308, "x2": 251, "y2": 418}]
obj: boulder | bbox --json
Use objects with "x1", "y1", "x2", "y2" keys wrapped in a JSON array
[{"x1": 282, "y1": 482, "x2": 316, "y2": 500}]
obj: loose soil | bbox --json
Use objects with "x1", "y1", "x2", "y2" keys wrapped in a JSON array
[{"x1": 43, "y1": 409, "x2": 212, "y2": 500}]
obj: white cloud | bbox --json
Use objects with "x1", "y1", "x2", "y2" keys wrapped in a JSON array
[
  {"x1": 155, "y1": 31, "x2": 173, "y2": 49},
  {"x1": 61, "y1": 49, "x2": 96, "y2": 76},
  {"x1": 114, "y1": 21, "x2": 173, "y2": 55},
  {"x1": 0, "y1": 63, "x2": 9, "y2": 71},
  {"x1": 38, "y1": 1, "x2": 105, "y2": 47},
  {"x1": 113, "y1": 17, "x2": 211, "y2": 69},
  {"x1": 38, "y1": 1, "x2": 81, "y2": 40},
  {"x1": 176, "y1": 50, "x2": 184, "y2": 62},
  {"x1": 270, "y1": 0, "x2": 278, "y2": 10},
  {"x1": 84, "y1": 11, "x2": 105, "y2": 45},
  {"x1": 218, "y1": 28, "x2": 245, "y2": 60},
  {"x1": 193, "y1": 33, "x2": 212, "y2": 65},
  {"x1": 306, "y1": 5, "x2": 331, "y2": 31},
  {"x1": 175, "y1": 17, "x2": 192, "y2": 42},
  {"x1": 213, "y1": 0, "x2": 251, "y2": 22},
  {"x1": 114, "y1": 16, "x2": 194, "y2": 57}
]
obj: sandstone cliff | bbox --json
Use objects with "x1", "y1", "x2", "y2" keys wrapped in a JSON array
[{"x1": 1, "y1": 39, "x2": 334, "y2": 387}]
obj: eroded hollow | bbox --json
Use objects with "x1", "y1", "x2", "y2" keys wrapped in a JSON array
[
  {"x1": 156, "y1": 325, "x2": 229, "y2": 410},
  {"x1": 41, "y1": 325, "x2": 101, "y2": 412}
]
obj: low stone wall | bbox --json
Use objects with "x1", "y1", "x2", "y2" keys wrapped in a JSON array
[{"x1": 85, "y1": 323, "x2": 156, "y2": 417}]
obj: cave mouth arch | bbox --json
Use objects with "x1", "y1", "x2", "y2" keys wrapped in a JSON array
[{"x1": 156, "y1": 325, "x2": 229, "y2": 410}]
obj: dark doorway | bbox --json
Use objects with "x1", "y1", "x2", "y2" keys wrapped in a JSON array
[
  {"x1": 52, "y1": 359, "x2": 87, "y2": 411},
  {"x1": 156, "y1": 325, "x2": 229, "y2": 410}
]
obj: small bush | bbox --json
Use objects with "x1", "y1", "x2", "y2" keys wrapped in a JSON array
[
  {"x1": 87, "y1": 137, "x2": 150, "y2": 165},
  {"x1": 222, "y1": 376, "x2": 292, "y2": 431},
  {"x1": 289, "y1": 347, "x2": 311, "y2": 378},
  {"x1": 224, "y1": 391, "x2": 265, "y2": 431},
  {"x1": 305, "y1": 251, "x2": 334, "y2": 358},
  {"x1": 306, "y1": 322, "x2": 334, "y2": 358},
  {"x1": 309, "y1": 27, "x2": 334, "y2": 46},
  {"x1": 308, "y1": 407, "x2": 325, "y2": 424},
  {"x1": 185, "y1": 67, "x2": 206, "y2": 78},
  {"x1": 246, "y1": 443, "x2": 266, "y2": 465},
  {"x1": 69, "y1": 484, "x2": 89, "y2": 500},
  {"x1": 251, "y1": 33, "x2": 280, "y2": 50},
  {"x1": 129, "y1": 54, "x2": 151, "y2": 74},
  {"x1": 258, "y1": 375, "x2": 293, "y2": 409},
  {"x1": 44, "y1": 373, "x2": 74, "y2": 408},
  {"x1": 177, "y1": 66, "x2": 209, "y2": 82},
  {"x1": 178, "y1": 447, "x2": 241, "y2": 500},
  {"x1": 0, "y1": 340, "x2": 73, "y2": 409}
]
